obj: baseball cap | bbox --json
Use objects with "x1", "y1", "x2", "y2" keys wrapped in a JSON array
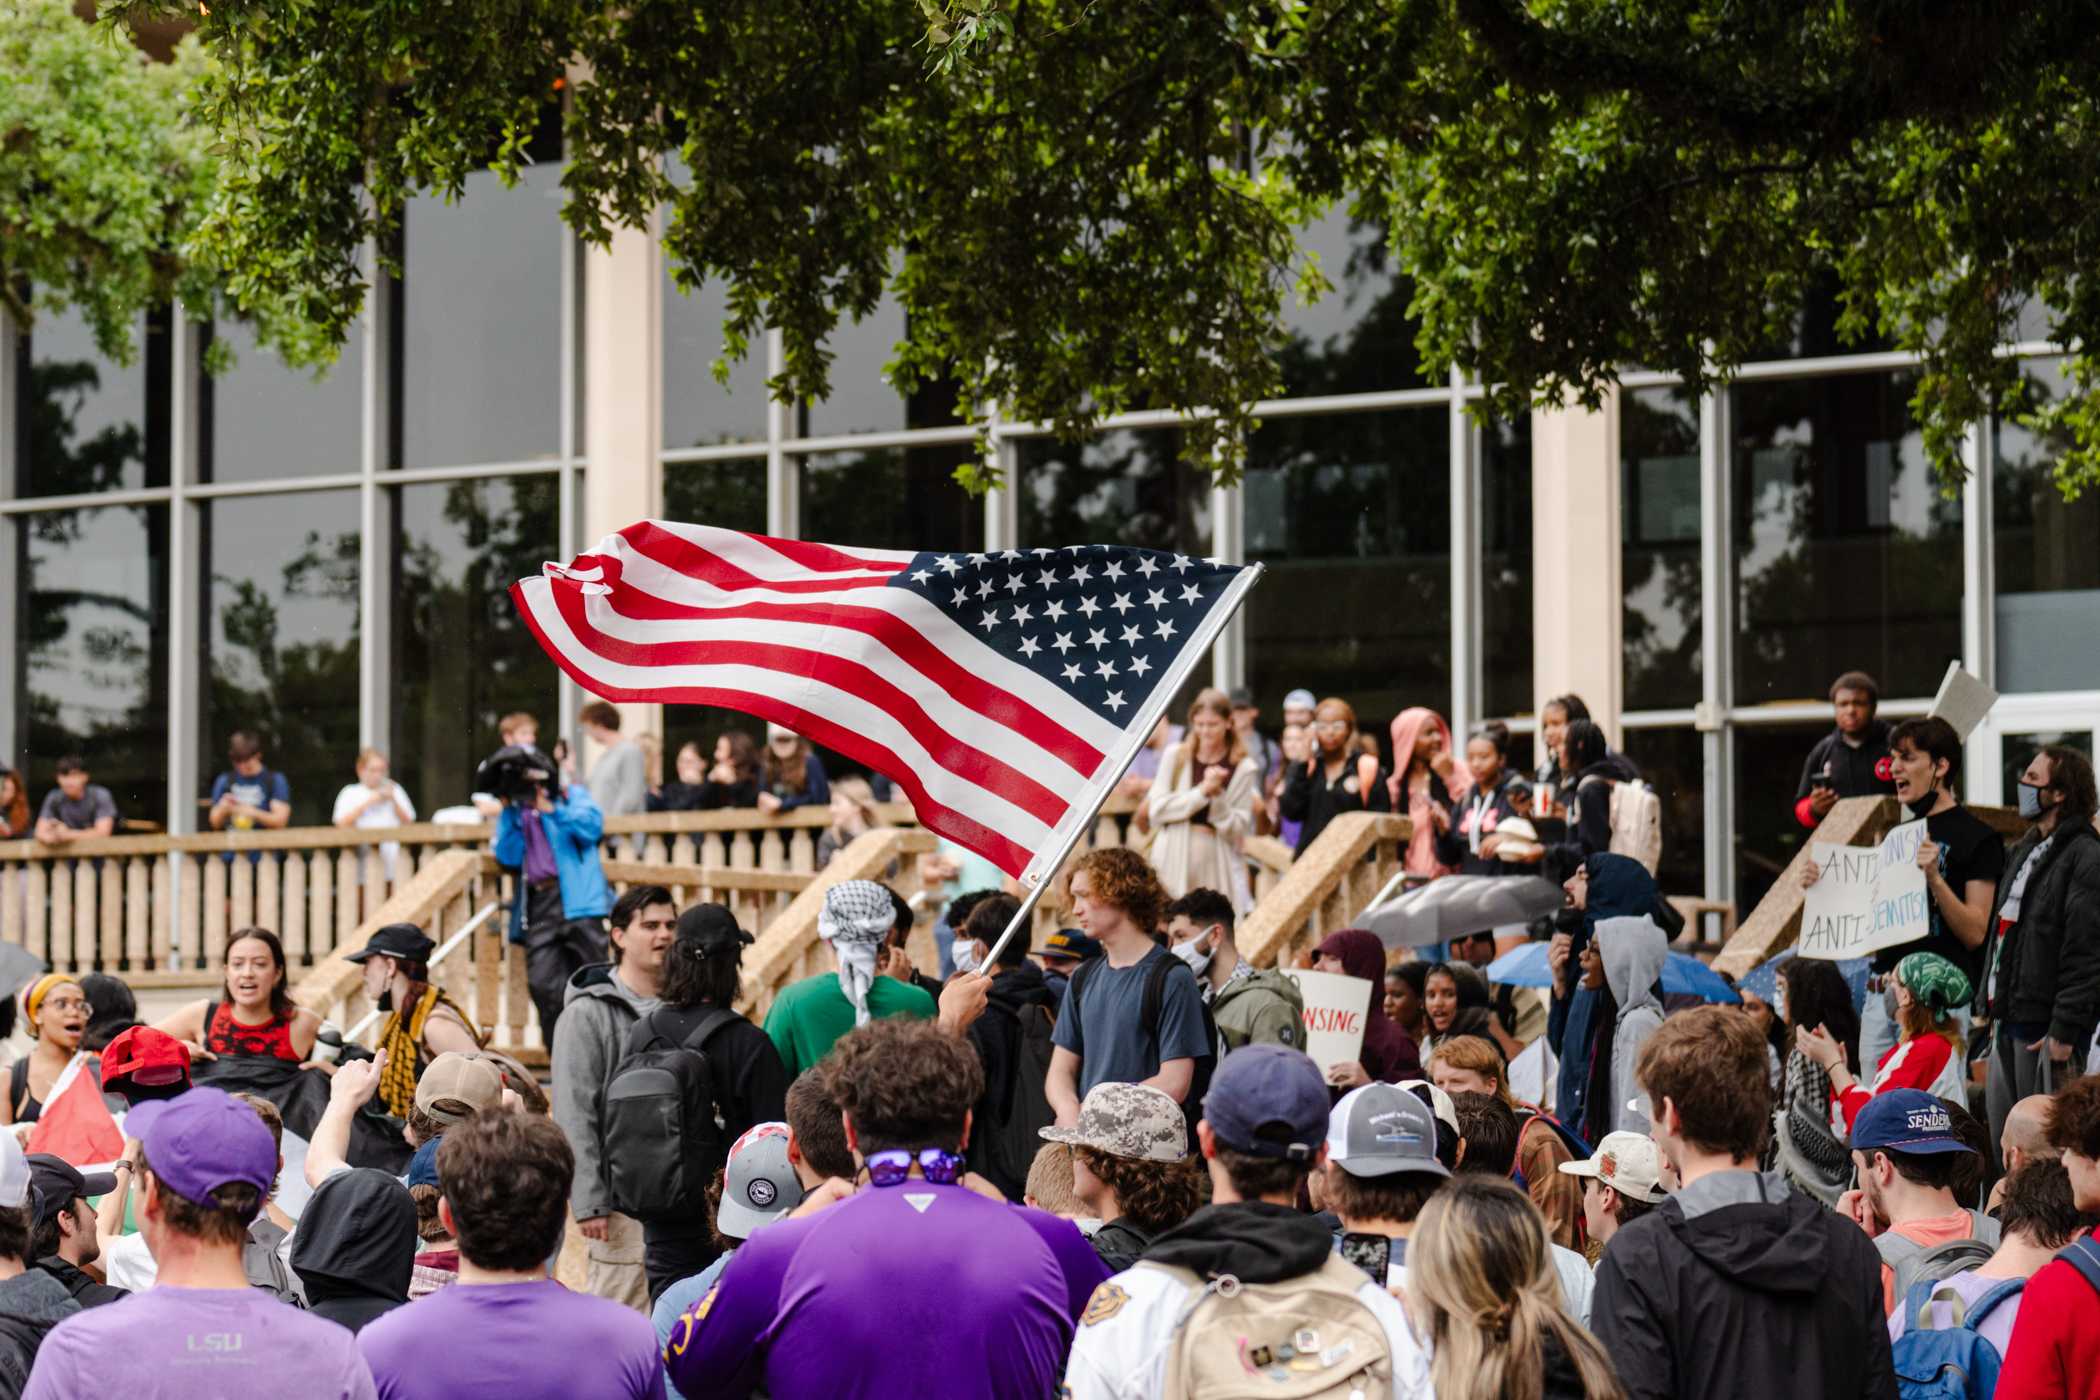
[
  {"x1": 1040, "y1": 1082, "x2": 1188, "y2": 1163},
  {"x1": 1556, "y1": 1130, "x2": 1668, "y2": 1204},
  {"x1": 414, "y1": 1052, "x2": 505, "y2": 1127},
  {"x1": 27, "y1": 1154, "x2": 117, "y2": 1228},
  {"x1": 1033, "y1": 929, "x2": 1102, "y2": 963},
  {"x1": 1325, "y1": 1083, "x2": 1449, "y2": 1180},
  {"x1": 346, "y1": 923, "x2": 435, "y2": 964},
  {"x1": 1396, "y1": 1079, "x2": 1460, "y2": 1141},
  {"x1": 677, "y1": 904, "x2": 755, "y2": 951},
  {"x1": 404, "y1": 1137, "x2": 442, "y2": 1191},
  {"x1": 99, "y1": 1025, "x2": 193, "y2": 1089},
  {"x1": 0, "y1": 1133, "x2": 28, "y2": 1210},
  {"x1": 716, "y1": 1123, "x2": 805, "y2": 1238},
  {"x1": 1202, "y1": 1044, "x2": 1328, "y2": 1162},
  {"x1": 1852, "y1": 1089, "x2": 1975, "y2": 1156},
  {"x1": 1282, "y1": 688, "x2": 1317, "y2": 713},
  {"x1": 124, "y1": 1087, "x2": 277, "y2": 1204},
  {"x1": 1489, "y1": 816, "x2": 1544, "y2": 861},
  {"x1": 1227, "y1": 687, "x2": 1257, "y2": 709}
]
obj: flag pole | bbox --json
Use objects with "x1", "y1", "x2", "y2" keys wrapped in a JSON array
[{"x1": 980, "y1": 562, "x2": 1267, "y2": 970}]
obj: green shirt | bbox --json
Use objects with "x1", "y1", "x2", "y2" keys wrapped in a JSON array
[{"x1": 764, "y1": 972, "x2": 938, "y2": 1077}]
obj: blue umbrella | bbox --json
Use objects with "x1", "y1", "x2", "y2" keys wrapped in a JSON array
[{"x1": 1484, "y1": 940, "x2": 1742, "y2": 1004}]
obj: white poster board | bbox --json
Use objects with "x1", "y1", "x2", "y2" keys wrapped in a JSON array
[
  {"x1": 1283, "y1": 970, "x2": 1373, "y2": 1075},
  {"x1": 1929, "y1": 661, "x2": 1999, "y2": 742},
  {"x1": 1798, "y1": 819, "x2": 1932, "y2": 960}
]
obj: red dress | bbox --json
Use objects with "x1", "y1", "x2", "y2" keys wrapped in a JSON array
[{"x1": 204, "y1": 1002, "x2": 301, "y2": 1062}]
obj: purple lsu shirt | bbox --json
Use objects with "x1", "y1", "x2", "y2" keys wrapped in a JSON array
[{"x1": 665, "y1": 1183, "x2": 1107, "y2": 1400}]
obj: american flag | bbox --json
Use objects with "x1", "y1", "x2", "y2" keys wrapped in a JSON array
[{"x1": 511, "y1": 522, "x2": 1260, "y2": 884}]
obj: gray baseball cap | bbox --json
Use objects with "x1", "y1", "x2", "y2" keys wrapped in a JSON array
[
  {"x1": 1040, "y1": 1081, "x2": 1187, "y2": 1162},
  {"x1": 1326, "y1": 1083, "x2": 1449, "y2": 1179},
  {"x1": 1282, "y1": 688, "x2": 1318, "y2": 713},
  {"x1": 716, "y1": 1122, "x2": 805, "y2": 1238}
]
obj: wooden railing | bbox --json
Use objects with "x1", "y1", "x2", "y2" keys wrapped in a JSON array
[
  {"x1": 1237, "y1": 813, "x2": 1411, "y2": 970},
  {"x1": 742, "y1": 828, "x2": 941, "y2": 1019}
]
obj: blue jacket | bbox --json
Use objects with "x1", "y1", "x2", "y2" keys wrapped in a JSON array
[
  {"x1": 1549, "y1": 853, "x2": 1661, "y2": 1137},
  {"x1": 496, "y1": 786, "x2": 612, "y2": 939}
]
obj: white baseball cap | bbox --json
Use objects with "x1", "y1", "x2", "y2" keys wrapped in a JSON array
[
  {"x1": 1556, "y1": 1129, "x2": 1669, "y2": 1204},
  {"x1": 0, "y1": 1128, "x2": 28, "y2": 1209},
  {"x1": 1282, "y1": 688, "x2": 1318, "y2": 712}
]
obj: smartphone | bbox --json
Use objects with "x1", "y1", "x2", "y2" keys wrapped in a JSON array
[{"x1": 1340, "y1": 1232, "x2": 1403, "y2": 1289}]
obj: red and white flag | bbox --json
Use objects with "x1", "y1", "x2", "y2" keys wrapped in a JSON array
[
  {"x1": 512, "y1": 523, "x2": 1259, "y2": 885},
  {"x1": 27, "y1": 1053, "x2": 124, "y2": 1167}
]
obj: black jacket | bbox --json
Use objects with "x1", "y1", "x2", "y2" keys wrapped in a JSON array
[
  {"x1": 31, "y1": 1257, "x2": 125, "y2": 1309},
  {"x1": 1088, "y1": 1217, "x2": 1157, "y2": 1274},
  {"x1": 0, "y1": 1269, "x2": 80, "y2": 1400},
  {"x1": 1278, "y1": 755, "x2": 1391, "y2": 855},
  {"x1": 290, "y1": 1167, "x2": 418, "y2": 1334},
  {"x1": 965, "y1": 963, "x2": 1059, "y2": 1125},
  {"x1": 1592, "y1": 1170, "x2": 1894, "y2": 1400},
  {"x1": 1547, "y1": 753, "x2": 1639, "y2": 881},
  {"x1": 1436, "y1": 770, "x2": 1535, "y2": 876},
  {"x1": 1793, "y1": 722, "x2": 1894, "y2": 820},
  {"x1": 1144, "y1": 1201, "x2": 1334, "y2": 1283},
  {"x1": 1980, "y1": 821, "x2": 2100, "y2": 1046}
]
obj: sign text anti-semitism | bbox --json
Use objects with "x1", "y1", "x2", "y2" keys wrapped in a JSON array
[{"x1": 1798, "y1": 819, "x2": 1932, "y2": 960}]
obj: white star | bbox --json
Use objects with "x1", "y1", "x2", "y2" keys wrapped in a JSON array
[
  {"x1": 1004, "y1": 573, "x2": 1026, "y2": 594},
  {"x1": 1052, "y1": 632, "x2": 1075, "y2": 654},
  {"x1": 1062, "y1": 663, "x2": 1084, "y2": 683},
  {"x1": 1154, "y1": 617, "x2": 1178, "y2": 641},
  {"x1": 1129, "y1": 655, "x2": 1153, "y2": 677},
  {"x1": 1011, "y1": 603, "x2": 1033, "y2": 626},
  {"x1": 1170, "y1": 554, "x2": 1192, "y2": 573},
  {"x1": 1180, "y1": 583, "x2": 1202, "y2": 604},
  {"x1": 1095, "y1": 659, "x2": 1118, "y2": 680},
  {"x1": 910, "y1": 569, "x2": 931, "y2": 584},
  {"x1": 1044, "y1": 599, "x2": 1067, "y2": 622},
  {"x1": 1136, "y1": 556, "x2": 1159, "y2": 578},
  {"x1": 1120, "y1": 624, "x2": 1142, "y2": 646},
  {"x1": 976, "y1": 577, "x2": 996, "y2": 600},
  {"x1": 1018, "y1": 636, "x2": 1040, "y2": 658},
  {"x1": 937, "y1": 556, "x2": 962, "y2": 575},
  {"x1": 1077, "y1": 596, "x2": 1101, "y2": 618},
  {"x1": 979, "y1": 610, "x2": 1001, "y2": 632},
  {"x1": 1103, "y1": 690, "x2": 1127, "y2": 712},
  {"x1": 1002, "y1": 549, "x2": 1023, "y2": 562},
  {"x1": 951, "y1": 588, "x2": 969, "y2": 607},
  {"x1": 1086, "y1": 628, "x2": 1109, "y2": 650},
  {"x1": 1038, "y1": 570, "x2": 1059, "y2": 589},
  {"x1": 1070, "y1": 562, "x2": 1092, "y2": 585},
  {"x1": 1144, "y1": 588, "x2": 1167, "y2": 611},
  {"x1": 1103, "y1": 560, "x2": 1125, "y2": 581},
  {"x1": 1109, "y1": 593, "x2": 1134, "y2": 615}
]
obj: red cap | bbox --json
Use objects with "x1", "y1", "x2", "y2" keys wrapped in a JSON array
[{"x1": 99, "y1": 1026, "x2": 193, "y2": 1089}]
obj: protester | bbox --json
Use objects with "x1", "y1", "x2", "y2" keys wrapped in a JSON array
[
  {"x1": 1443, "y1": 721, "x2": 1539, "y2": 876},
  {"x1": 757, "y1": 723, "x2": 830, "y2": 815},
  {"x1": 1421, "y1": 960, "x2": 1500, "y2": 1061},
  {"x1": 0, "y1": 1134, "x2": 79, "y2": 1394},
  {"x1": 25, "y1": 1156, "x2": 122, "y2": 1308},
  {"x1": 290, "y1": 1166, "x2": 416, "y2": 1333},
  {"x1": 667, "y1": 1017, "x2": 1107, "y2": 1399},
  {"x1": 815, "y1": 776, "x2": 887, "y2": 867},
  {"x1": 766, "y1": 880, "x2": 937, "y2": 1077},
  {"x1": 647, "y1": 741, "x2": 709, "y2": 812},
  {"x1": 1430, "y1": 1035, "x2": 1582, "y2": 1252},
  {"x1": 1162, "y1": 888, "x2": 1303, "y2": 1052},
  {"x1": 491, "y1": 751, "x2": 612, "y2": 1040},
  {"x1": 1386, "y1": 961, "x2": 1431, "y2": 1046},
  {"x1": 578, "y1": 701, "x2": 648, "y2": 819},
  {"x1": 0, "y1": 766, "x2": 30, "y2": 840},
  {"x1": 304, "y1": 1048, "x2": 501, "y2": 1190},
  {"x1": 31, "y1": 758, "x2": 115, "y2": 845},
  {"x1": 695, "y1": 732, "x2": 762, "y2": 809},
  {"x1": 1533, "y1": 694, "x2": 1591, "y2": 806},
  {"x1": 946, "y1": 895, "x2": 1061, "y2": 1200},
  {"x1": 1844, "y1": 1087, "x2": 2007, "y2": 1316},
  {"x1": 1801, "y1": 951, "x2": 1968, "y2": 1131},
  {"x1": 1388, "y1": 706, "x2": 1468, "y2": 881},
  {"x1": 1317, "y1": 1080, "x2": 1450, "y2": 1289},
  {"x1": 1448, "y1": 1092, "x2": 1595, "y2": 1324},
  {"x1": 1555, "y1": 1130, "x2": 1668, "y2": 1255},
  {"x1": 402, "y1": 1140, "x2": 455, "y2": 1299},
  {"x1": 1446, "y1": 927, "x2": 1545, "y2": 1053},
  {"x1": 1032, "y1": 928, "x2": 1101, "y2": 1004},
  {"x1": 76, "y1": 973, "x2": 136, "y2": 1055},
  {"x1": 1146, "y1": 688, "x2": 1261, "y2": 907},
  {"x1": 1062, "y1": 1044, "x2": 1433, "y2": 1399},
  {"x1": 1545, "y1": 720, "x2": 1641, "y2": 878},
  {"x1": 1040, "y1": 1082, "x2": 1204, "y2": 1272},
  {"x1": 156, "y1": 927, "x2": 321, "y2": 1068},
  {"x1": 1270, "y1": 720, "x2": 1308, "y2": 847},
  {"x1": 1592, "y1": 912, "x2": 1668, "y2": 1137},
  {"x1": 1308, "y1": 927, "x2": 1419, "y2": 1086},
  {"x1": 357, "y1": 1109, "x2": 665, "y2": 1400},
  {"x1": 346, "y1": 924, "x2": 483, "y2": 1119},
  {"x1": 333, "y1": 748, "x2": 417, "y2": 881},
  {"x1": 1278, "y1": 696, "x2": 1390, "y2": 856},
  {"x1": 1996, "y1": 1073, "x2": 2100, "y2": 1396},
  {"x1": 1548, "y1": 853, "x2": 1660, "y2": 1144},
  {"x1": 1793, "y1": 671, "x2": 1895, "y2": 828},
  {"x1": 1025, "y1": 1142, "x2": 1086, "y2": 1221},
  {"x1": 1047, "y1": 850, "x2": 1208, "y2": 1123},
  {"x1": 205, "y1": 731, "x2": 293, "y2": 833},
  {"x1": 1593, "y1": 1006, "x2": 1895, "y2": 1400},
  {"x1": 26, "y1": 1088, "x2": 377, "y2": 1399},
  {"x1": 1979, "y1": 746, "x2": 2100, "y2": 1150},
  {"x1": 1770, "y1": 955, "x2": 1862, "y2": 1203},
  {"x1": 1407, "y1": 1176, "x2": 1626, "y2": 1400},
  {"x1": 1226, "y1": 687, "x2": 1279, "y2": 780},
  {"x1": 1, "y1": 977, "x2": 86, "y2": 1127},
  {"x1": 1998, "y1": 1093, "x2": 2058, "y2": 1186}
]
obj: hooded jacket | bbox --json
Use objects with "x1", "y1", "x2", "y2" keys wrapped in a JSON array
[
  {"x1": 290, "y1": 1167, "x2": 416, "y2": 1334},
  {"x1": 1313, "y1": 929, "x2": 1419, "y2": 1082},
  {"x1": 0, "y1": 1267, "x2": 80, "y2": 1396},
  {"x1": 1210, "y1": 967, "x2": 1305, "y2": 1053},
  {"x1": 1980, "y1": 820, "x2": 2100, "y2": 1048},
  {"x1": 1597, "y1": 915, "x2": 1667, "y2": 1137},
  {"x1": 1592, "y1": 1169, "x2": 1896, "y2": 1400},
  {"x1": 1386, "y1": 708, "x2": 1469, "y2": 879},
  {"x1": 551, "y1": 961, "x2": 660, "y2": 1221},
  {"x1": 1549, "y1": 751, "x2": 1641, "y2": 881},
  {"x1": 968, "y1": 961, "x2": 1062, "y2": 1127},
  {"x1": 31, "y1": 1257, "x2": 125, "y2": 1309},
  {"x1": 1793, "y1": 720, "x2": 1895, "y2": 827},
  {"x1": 1550, "y1": 854, "x2": 1657, "y2": 1141}
]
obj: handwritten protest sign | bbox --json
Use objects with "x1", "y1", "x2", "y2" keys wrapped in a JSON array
[
  {"x1": 1283, "y1": 970, "x2": 1372, "y2": 1075},
  {"x1": 1798, "y1": 819, "x2": 1933, "y2": 960}
]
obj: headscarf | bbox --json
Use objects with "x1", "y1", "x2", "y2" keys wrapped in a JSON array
[
  {"x1": 1386, "y1": 708, "x2": 1470, "y2": 877},
  {"x1": 820, "y1": 880, "x2": 897, "y2": 1026},
  {"x1": 1314, "y1": 929, "x2": 1420, "y2": 1082},
  {"x1": 1894, "y1": 952, "x2": 1972, "y2": 1017},
  {"x1": 23, "y1": 973, "x2": 76, "y2": 1028}
]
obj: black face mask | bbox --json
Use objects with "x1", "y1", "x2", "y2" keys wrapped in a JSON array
[{"x1": 1906, "y1": 794, "x2": 1939, "y2": 821}]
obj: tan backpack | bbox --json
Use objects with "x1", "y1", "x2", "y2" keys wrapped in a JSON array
[{"x1": 1140, "y1": 1252, "x2": 1395, "y2": 1399}]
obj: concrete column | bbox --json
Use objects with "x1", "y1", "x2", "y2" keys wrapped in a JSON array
[{"x1": 1531, "y1": 390, "x2": 1623, "y2": 753}]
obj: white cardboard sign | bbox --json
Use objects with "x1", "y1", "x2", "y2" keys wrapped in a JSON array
[
  {"x1": 1282, "y1": 969, "x2": 1373, "y2": 1075},
  {"x1": 1797, "y1": 818, "x2": 1933, "y2": 960}
]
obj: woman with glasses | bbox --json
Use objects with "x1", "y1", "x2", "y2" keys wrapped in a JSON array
[
  {"x1": 3, "y1": 974, "x2": 92, "y2": 1125},
  {"x1": 1277, "y1": 697, "x2": 1391, "y2": 857}
]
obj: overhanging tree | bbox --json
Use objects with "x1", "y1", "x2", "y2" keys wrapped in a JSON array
[{"x1": 86, "y1": 0, "x2": 2100, "y2": 493}]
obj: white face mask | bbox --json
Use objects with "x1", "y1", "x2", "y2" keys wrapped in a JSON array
[
  {"x1": 1774, "y1": 980, "x2": 1788, "y2": 1025},
  {"x1": 1170, "y1": 934, "x2": 1213, "y2": 977},
  {"x1": 951, "y1": 940, "x2": 985, "y2": 976}
]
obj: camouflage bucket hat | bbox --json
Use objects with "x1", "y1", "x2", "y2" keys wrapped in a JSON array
[{"x1": 1040, "y1": 1081, "x2": 1188, "y2": 1163}]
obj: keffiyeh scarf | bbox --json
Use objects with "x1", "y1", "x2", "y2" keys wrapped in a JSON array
[{"x1": 821, "y1": 880, "x2": 897, "y2": 1026}]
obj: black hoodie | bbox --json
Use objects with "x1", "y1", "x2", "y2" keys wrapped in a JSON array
[
  {"x1": 290, "y1": 1167, "x2": 417, "y2": 1334},
  {"x1": 1143, "y1": 1202, "x2": 1334, "y2": 1284},
  {"x1": 1592, "y1": 1169, "x2": 1895, "y2": 1400}
]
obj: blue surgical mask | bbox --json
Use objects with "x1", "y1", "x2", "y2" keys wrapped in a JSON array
[{"x1": 2018, "y1": 781, "x2": 2055, "y2": 822}]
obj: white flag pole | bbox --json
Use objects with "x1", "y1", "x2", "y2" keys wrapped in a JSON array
[{"x1": 980, "y1": 562, "x2": 1266, "y2": 969}]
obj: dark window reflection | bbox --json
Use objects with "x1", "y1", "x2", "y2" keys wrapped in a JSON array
[
  {"x1": 16, "y1": 507, "x2": 170, "y2": 825},
  {"x1": 1994, "y1": 360, "x2": 2100, "y2": 692},
  {"x1": 203, "y1": 318, "x2": 362, "y2": 483},
  {"x1": 1733, "y1": 723, "x2": 1827, "y2": 916},
  {"x1": 391, "y1": 477, "x2": 561, "y2": 814},
  {"x1": 800, "y1": 446, "x2": 983, "y2": 553},
  {"x1": 1622, "y1": 387, "x2": 1703, "y2": 709},
  {"x1": 1016, "y1": 430, "x2": 1208, "y2": 553},
  {"x1": 1482, "y1": 415, "x2": 1533, "y2": 721},
  {"x1": 202, "y1": 493, "x2": 361, "y2": 826},
  {"x1": 1732, "y1": 373, "x2": 1962, "y2": 703},
  {"x1": 1619, "y1": 726, "x2": 1704, "y2": 899},
  {"x1": 1739, "y1": 271, "x2": 1896, "y2": 363},
  {"x1": 1278, "y1": 210, "x2": 1431, "y2": 397},
  {"x1": 1243, "y1": 411, "x2": 1447, "y2": 729},
  {"x1": 2002, "y1": 730, "x2": 2094, "y2": 799},
  {"x1": 796, "y1": 293, "x2": 964, "y2": 440},
  {"x1": 17, "y1": 308, "x2": 168, "y2": 497},
  {"x1": 664, "y1": 460, "x2": 768, "y2": 535}
]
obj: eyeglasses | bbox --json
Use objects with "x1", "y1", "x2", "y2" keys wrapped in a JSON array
[
  {"x1": 863, "y1": 1147, "x2": 966, "y2": 1187},
  {"x1": 40, "y1": 996, "x2": 88, "y2": 1015},
  {"x1": 1312, "y1": 720, "x2": 1349, "y2": 733}
]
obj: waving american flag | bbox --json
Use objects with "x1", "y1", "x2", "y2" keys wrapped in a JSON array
[{"x1": 511, "y1": 523, "x2": 1261, "y2": 885}]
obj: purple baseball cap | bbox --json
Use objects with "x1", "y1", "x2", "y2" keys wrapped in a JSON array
[{"x1": 125, "y1": 1087, "x2": 278, "y2": 1204}]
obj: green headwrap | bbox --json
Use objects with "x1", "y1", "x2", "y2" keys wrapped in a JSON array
[{"x1": 1895, "y1": 951, "x2": 1972, "y2": 1016}]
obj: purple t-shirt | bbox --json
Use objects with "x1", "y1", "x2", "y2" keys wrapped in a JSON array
[
  {"x1": 25, "y1": 1284, "x2": 375, "y2": 1400},
  {"x1": 357, "y1": 1280, "x2": 664, "y2": 1400},
  {"x1": 1886, "y1": 1267, "x2": 2025, "y2": 1356},
  {"x1": 665, "y1": 1184, "x2": 1109, "y2": 1399}
]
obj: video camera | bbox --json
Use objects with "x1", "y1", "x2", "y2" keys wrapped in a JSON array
[{"x1": 475, "y1": 745, "x2": 558, "y2": 805}]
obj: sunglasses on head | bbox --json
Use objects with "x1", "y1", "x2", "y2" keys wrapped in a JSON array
[{"x1": 863, "y1": 1147, "x2": 966, "y2": 1188}]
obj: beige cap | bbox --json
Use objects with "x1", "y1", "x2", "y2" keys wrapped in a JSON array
[
  {"x1": 1556, "y1": 1129, "x2": 1669, "y2": 1204},
  {"x1": 414, "y1": 1052, "x2": 505, "y2": 1126},
  {"x1": 1040, "y1": 1082, "x2": 1187, "y2": 1163}
]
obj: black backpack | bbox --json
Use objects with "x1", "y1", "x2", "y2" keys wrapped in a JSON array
[
  {"x1": 973, "y1": 1001, "x2": 1060, "y2": 1199},
  {"x1": 602, "y1": 1006, "x2": 740, "y2": 1223},
  {"x1": 1069, "y1": 954, "x2": 1216, "y2": 1138}
]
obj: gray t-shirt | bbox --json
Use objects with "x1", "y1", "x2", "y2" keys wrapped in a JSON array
[
  {"x1": 586, "y1": 741, "x2": 646, "y2": 818},
  {"x1": 1053, "y1": 945, "x2": 1210, "y2": 1095},
  {"x1": 38, "y1": 785, "x2": 115, "y2": 830}
]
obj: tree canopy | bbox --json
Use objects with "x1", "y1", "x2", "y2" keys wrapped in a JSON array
[{"x1": 75, "y1": 0, "x2": 2100, "y2": 493}]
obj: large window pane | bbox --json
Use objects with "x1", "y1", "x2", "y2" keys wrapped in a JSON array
[
  {"x1": 1619, "y1": 726, "x2": 1704, "y2": 898},
  {"x1": 396, "y1": 161, "x2": 565, "y2": 468},
  {"x1": 664, "y1": 459, "x2": 767, "y2": 534},
  {"x1": 203, "y1": 493, "x2": 362, "y2": 826},
  {"x1": 204, "y1": 318, "x2": 362, "y2": 483},
  {"x1": 1732, "y1": 372, "x2": 1962, "y2": 704},
  {"x1": 16, "y1": 506, "x2": 169, "y2": 824},
  {"x1": 16, "y1": 308, "x2": 166, "y2": 497},
  {"x1": 795, "y1": 292, "x2": 964, "y2": 440},
  {"x1": 799, "y1": 446, "x2": 982, "y2": 553},
  {"x1": 1244, "y1": 410, "x2": 1447, "y2": 731},
  {"x1": 1278, "y1": 209, "x2": 1431, "y2": 398},
  {"x1": 392, "y1": 477, "x2": 562, "y2": 816},
  {"x1": 1994, "y1": 359, "x2": 2100, "y2": 693},
  {"x1": 1622, "y1": 386, "x2": 1703, "y2": 709},
  {"x1": 663, "y1": 278, "x2": 768, "y2": 450},
  {"x1": 1482, "y1": 414, "x2": 1533, "y2": 720},
  {"x1": 1016, "y1": 430, "x2": 1209, "y2": 553},
  {"x1": 1733, "y1": 723, "x2": 1826, "y2": 916}
]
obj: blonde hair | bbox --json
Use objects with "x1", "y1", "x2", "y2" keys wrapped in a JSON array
[
  {"x1": 354, "y1": 747, "x2": 386, "y2": 771},
  {"x1": 1025, "y1": 1142, "x2": 1081, "y2": 1216},
  {"x1": 1428, "y1": 1035, "x2": 1515, "y2": 1108},
  {"x1": 831, "y1": 776, "x2": 884, "y2": 831},
  {"x1": 1407, "y1": 1177, "x2": 1626, "y2": 1400},
  {"x1": 1180, "y1": 688, "x2": 1248, "y2": 772}
]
